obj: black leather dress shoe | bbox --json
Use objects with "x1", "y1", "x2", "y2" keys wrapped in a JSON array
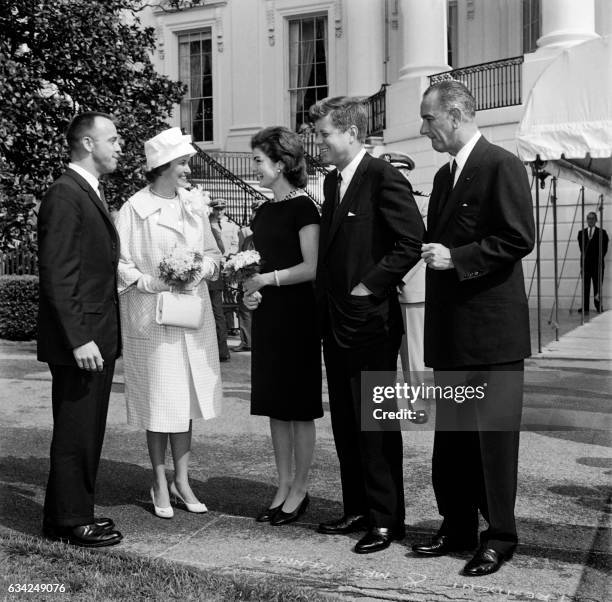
[
  {"x1": 270, "y1": 493, "x2": 309, "y2": 526},
  {"x1": 412, "y1": 534, "x2": 477, "y2": 556},
  {"x1": 318, "y1": 514, "x2": 367, "y2": 535},
  {"x1": 43, "y1": 523, "x2": 123, "y2": 548},
  {"x1": 354, "y1": 526, "x2": 404, "y2": 554},
  {"x1": 462, "y1": 547, "x2": 511, "y2": 576},
  {"x1": 93, "y1": 517, "x2": 115, "y2": 530},
  {"x1": 255, "y1": 502, "x2": 284, "y2": 523}
]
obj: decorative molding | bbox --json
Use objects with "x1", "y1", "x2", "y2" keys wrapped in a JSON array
[
  {"x1": 266, "y1": 0, "x2": 276, "y2": 46},
  {"x1": 391, "y1": 0, "x2": 399, "y2": 30},
  {"x1": 215, "y1": 6, "x2": 224, "y2": 51},
  {"x1": 155, "y1": 25, "x2": 165, "y2": 60},
  {"x1": 334, "y1": 0, "x2": 342, "y2": 38},
  {"x1": 467, "y1": 0, "x2": 475, "y2": 20}
]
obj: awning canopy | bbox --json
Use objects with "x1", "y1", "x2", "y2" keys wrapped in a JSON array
[{"x1": 517, "y1": 35, "x2": 612, "y2": 197}]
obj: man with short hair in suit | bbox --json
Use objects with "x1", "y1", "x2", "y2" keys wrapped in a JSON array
[
  {"x1": 38, "y1": 111, "x2": 123, "y2": 547},
  {"x1": 413, "y1": 81, "x2": 535, "y2": 576},
  {"x1": 577, "y1": 211, "x2": 608, "y2": 313},
  {"x1": 310, "y1": 96, "x2": 424, "y2": 554}
]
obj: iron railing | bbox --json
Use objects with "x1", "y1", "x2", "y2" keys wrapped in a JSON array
[
  {"x1": 429, "y1": 56, "x2": 524, "y2": 111},
  {"x1": 207, "y1": 151, "x2": 256, "y2": 180},
  {"x1": 0, "y1": 247, "x2": 38, "y2": 276},
  {"x1": 190, "y1": 145, "x2": 268, "y2": 226},
  {"x1": 364, "y1": 84, "x2": 387, "y2": 137}
]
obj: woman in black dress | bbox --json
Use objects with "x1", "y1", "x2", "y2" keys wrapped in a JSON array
[{"x1": 243, "y1": 126, "x2": 322, "y2": 526}]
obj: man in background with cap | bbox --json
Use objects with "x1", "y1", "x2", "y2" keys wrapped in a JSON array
[
  {"x1": 38, "y1": 111, "x2": 123, "y2": 547},
  {"x1": 209, "y1": 198, "x2": 239, "y2": 257}
]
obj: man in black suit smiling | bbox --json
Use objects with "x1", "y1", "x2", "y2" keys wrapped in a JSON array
[
  {"x1": 38, "y1": 112, "x2": 123, "y2": 547},
  {"x1": 413, "y1": 80, "x2": 535, "y2": 576},
  {"x1": 310, "y1": 96, "x2": 424, "y2": 554}
]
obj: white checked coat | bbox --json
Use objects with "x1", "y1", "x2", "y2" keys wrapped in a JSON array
[{"x1": 116, "y1": 187, "x2": 223, "y2": 432}]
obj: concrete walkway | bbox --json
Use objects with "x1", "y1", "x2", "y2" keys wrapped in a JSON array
[{"x1": 0, "y1": 322, "x2": 610, "y2": 601}]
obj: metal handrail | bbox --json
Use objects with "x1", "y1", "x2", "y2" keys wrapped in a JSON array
[
  {"x1": 429, "y1": 56, "x2": 524, "y2": 111},
  {"x1": 190, "y1": 145, "x2": 268, "y2": 226},
  {"x1": 364, "y1": 84, "x2": 387, "y2": 137}
]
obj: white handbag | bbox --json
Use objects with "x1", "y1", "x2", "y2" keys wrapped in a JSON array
[{"x1": 155, "y1": 291, "x2": 204, "y2": 329}]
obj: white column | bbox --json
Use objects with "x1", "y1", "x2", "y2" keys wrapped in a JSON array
[
  {"x1": 595, "y1": 0, "x2": 612, "y2": 37},
  {"x1": 345, "y1": 0, "x2": 384, "y2": 96},
  {"x1": 398, "y1": 0, "x2": 448, "y2": 79},
  {"x1": 537, "y1": 0, "x2": 599, "y2": 51}
]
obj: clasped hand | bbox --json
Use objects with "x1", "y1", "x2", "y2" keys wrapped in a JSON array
[
  {"x1": 243, "y1": 273, "x2": 267, "y2": 297},
  {"x1": 421, "y1": 243, "x2": 454, "y2": 270},
  {"x1": 243, "y1": 291, "x2": 262, "y2": 310}
]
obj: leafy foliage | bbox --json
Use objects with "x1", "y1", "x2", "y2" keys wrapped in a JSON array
[
  {"x1": 0, "y1": 0, "x2": 186, "y2": 251},
  {"x1": 0, "y1": 275, "x2": 38, "y2": 340}
]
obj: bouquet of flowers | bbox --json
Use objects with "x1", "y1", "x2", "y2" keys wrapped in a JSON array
[
  {"x1": 159, "y1": 245, "x2": 203, "y2": 291},
  {"x1": 223, "y1": 250, "x2": 261, "y2": 285}
]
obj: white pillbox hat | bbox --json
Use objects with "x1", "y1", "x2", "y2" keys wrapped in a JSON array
[{"x1": 144, "y1": 127, "x2": 196, "y2": 171}]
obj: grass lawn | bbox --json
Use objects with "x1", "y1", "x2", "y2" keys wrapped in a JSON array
[{"x1": 0, "y1": 531, "x2": 331, "y2": 602}]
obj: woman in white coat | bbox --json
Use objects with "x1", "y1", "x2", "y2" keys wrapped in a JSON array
[{"x1": 116, "y1": 128, "x2": 222, "y2": 518}]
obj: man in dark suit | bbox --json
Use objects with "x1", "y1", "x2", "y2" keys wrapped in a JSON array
[
  {"x1": 38, "y1": 112, "x2": 123, "y2": 547},
  {"x1": 412, "y1": 81, "x2": 535, "y2": 576},
  {"x1": 309, "y1": 96, "x2": 424, "y2": 554},
  {"x1": 577, "y1": 212, "x2": 608, "y2": 313}
]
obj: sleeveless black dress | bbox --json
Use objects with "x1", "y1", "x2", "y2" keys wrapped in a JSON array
[{"x1": 250, "y1": 195, "x2": 323, "y2": 421}]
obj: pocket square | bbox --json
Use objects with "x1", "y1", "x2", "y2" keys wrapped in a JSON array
[{"x1": 347, "y1": 211, "x2": 356, "y2": 217}]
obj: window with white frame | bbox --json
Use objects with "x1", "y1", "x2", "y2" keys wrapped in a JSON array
[
  {"x1": 288, "y1": 15, "x2": 328, "y2": 132},
  {"x1": 447, "y1": 0, "x2": 458, "y2": 68},
  {"x1": 522, "y1": 0, "x2": 541, "y2": 54},
  {"x1": 178, "y1": 30, "x2": 213, "y2": 142}
]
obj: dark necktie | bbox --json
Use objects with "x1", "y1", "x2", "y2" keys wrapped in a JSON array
[
  {"x1": 335, "y1": 172, "x2": 343, "y2": 205},
  {"x1": 98, "y1": 184, "x2": 109, "y2": 214},
  {"x1": 449, "y1": 159, "x2": 457, "y2": 190},
  {"x1": 437, "y1": 160, "x2": 457, "y2": 215}
]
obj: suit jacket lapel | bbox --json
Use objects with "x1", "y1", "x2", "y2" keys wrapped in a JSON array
[
  {"x1": 65, "y1": 168, "x2": 119, "y2": 244},
  {"x1": 324, "y1": 154, "x2": 371, "y2": 255},
  {"x1": 433, "y1": 136, "x2": 489, "y2": 240}
]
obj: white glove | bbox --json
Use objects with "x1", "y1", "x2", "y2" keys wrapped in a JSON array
[
  {"x1": 200, "y1": 257, "x2": 217, "y2": 281},
  {"x1": 243, "y1": 291, "x2": 262, "y2": 310},
  {"x1": 137, "y1": 274, "x2": 170, "y2": 293}
]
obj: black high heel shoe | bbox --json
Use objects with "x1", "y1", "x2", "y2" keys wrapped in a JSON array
[
  {"x1": 255, "y1": 501, "x2": 284, "y2": 523},
  {"x1": 270, "y1": 493, "x2": 309, "y2": 526}
]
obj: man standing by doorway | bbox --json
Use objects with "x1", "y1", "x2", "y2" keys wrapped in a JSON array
[{"x1": 577, "y1": 211, "x2": 608, "y2": 313}]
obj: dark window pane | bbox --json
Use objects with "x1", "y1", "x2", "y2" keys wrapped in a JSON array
[
  {"x1": 204, "y1": 120, "x2": 213, "y2": 141},
  {"x1": 193, "y1": 121, "x2": 203, "y2": 142},
  {"x1": 203, "y1": 75, "x2": 212, "y2": 97}
]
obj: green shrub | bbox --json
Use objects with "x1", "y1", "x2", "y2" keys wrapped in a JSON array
[{"x1": 0, "y1": 275, "x2": 38, "y2": 340}]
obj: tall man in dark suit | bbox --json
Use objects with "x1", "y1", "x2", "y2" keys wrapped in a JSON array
[
  {"x1": 310, "y1": 96, "x2": 424, "y2": 554},
  {"x1": 38, "y1": 112, "x2": 123, "y2": 547},
  {"x1": 577, "y1": 212, "x2": 608, "y2": 313},
  {"x1": 412, "y1": 81, "x2": 535, "y2": 576}
]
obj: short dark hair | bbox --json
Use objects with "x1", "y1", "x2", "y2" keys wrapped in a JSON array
[
  {"x1": 144, "y1": 161, "x2": 172, "y2": 183},
  {"x1": 250, "y1": 126, "x2": 308, "y2": 188},
  {"x1": 423, "y1": 80, "x2": 476, "y2": 120},
  {"x1": 308, "y1": 96, "x2": 368, "y2": 143},
  {"x1": 586, "y1": 212, "x2": 598, "y2": 221},
  {"x1": 66, "y1": 111, "x2": 114, "y2": 152}
]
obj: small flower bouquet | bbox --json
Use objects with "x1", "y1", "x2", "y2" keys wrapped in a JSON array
[
  {"x1": 156, "y1": 246, "x2": 205, "y2": 329},
  {"x1": 159, "y1": 245, "x2": 204, "y2": 291},
  {"x1": 223, "y1": 250, "x2": 261, "y2": 285}
]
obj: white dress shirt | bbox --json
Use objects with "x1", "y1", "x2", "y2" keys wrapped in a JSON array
[
  {"x1": 68, "y1": 162, "x2": 102, "y2": 199},
  {"x1": 338, "y1": 147, "x2": 367, "y2": 201},
  {"x1": 450, "y1": 131, "x2": 481, "y2": 187}
]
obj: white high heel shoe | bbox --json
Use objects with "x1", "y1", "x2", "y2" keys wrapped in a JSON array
[
  {"x1": 170, "y1": 482, "x2": 208, "y2": 513},
  {"x1": 150, "y1": 486, "x2": 174, "y2": 519}
]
